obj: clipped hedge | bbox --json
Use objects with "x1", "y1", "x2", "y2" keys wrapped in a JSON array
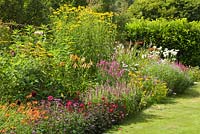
[{"x1": 126, "y1": 18, "x2": 200, "y2": 66}]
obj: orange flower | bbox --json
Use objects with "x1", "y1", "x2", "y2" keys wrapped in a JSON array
[
  {"x1": 5, "y1": 113, "x2": 10, "y2": 118},
  {"x1": 32, "y1": 101, "x2": 38, "y2": 105},
  {"x1": 59, "y1": 62, "x2": 65, "y2": 67},
  {"x1": 0, "y1": 129, "x2": 6, "y2": 133},
  {"x1": 26, "y1": 94, "x2": 32, "y2": 99},
  {"x1": 9, "y1": 103, "x2": 16, "y2": 108}
]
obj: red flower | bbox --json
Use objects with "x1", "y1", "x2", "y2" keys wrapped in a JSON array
[
  {"x1": 87, "y1": 102, "x2": 92, "y2": 106},
  {"x1": 109, "y1": 108, "x2": 114, "y2": 113},
  {"x1": 31, "y1": 91, "x2": 37, "y2": 97},
  {"x1": 111, "y1": 104, "x2": 118, "y2": 109},
  {"x1": 48, "y1": 96, "x2": 54, "y2": 101},
  {"x1": 79, "y1": 103, "x2": 84, "y2": 108},
  {"x1": 101, "y1": 96, "x2": 106, "y2": 101}
]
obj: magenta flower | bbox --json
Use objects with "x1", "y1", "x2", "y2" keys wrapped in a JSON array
[
  {"x1": 48, "y1": 96, "x2": 54, "y2": 101},
  {"x1": 79, "y1": 103, "x2": 84, "y2": 108}
]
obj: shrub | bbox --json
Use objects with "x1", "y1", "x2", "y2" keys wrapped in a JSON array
[
  {"x1": 128, "y1": 0, "x2": 200, "y2": 21},
  {"x1": 128, "y1": 71, "x2": 168, "y2": 108},
  {"x1": 188, "y1": 66, "x2": 200, "y2": 82},
  {"x1": 51, "y1": 5, "x2": 116, "y2": 64},
  {"x1": 0, "y1": 24, "x2": 99, "y2": 101},
  {"x1": 0, "y1": 25, "x2": 60, "y2": 101},
  {"x1": 126, "y1": 18, "x2": 200, "y2": 66},
  {"x1": 0, "y1": 21, "x2": 11, "y2": 49},
  {"x1": 0, "y1": 0, "x2": 88, "y2": 26},
  {"x1": 141, "y1": 62, "x2": 193, "y2": 94}
]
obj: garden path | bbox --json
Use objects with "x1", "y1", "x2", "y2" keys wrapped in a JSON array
[{"x1": 109, "y1": 82, "x2": 200, "y2": 134}]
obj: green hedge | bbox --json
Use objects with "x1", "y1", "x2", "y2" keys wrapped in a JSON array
[
  {"x1": 128, "y1": 0, "x2": 200, "y2": 21},
  {"x1": 126, "y1": 18, "x2": 200, "y2": 66}
]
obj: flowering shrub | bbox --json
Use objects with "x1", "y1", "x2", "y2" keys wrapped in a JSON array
[
  {"x1": 96, "y1": 60, "x2": 127, "y2": 85},
  {"x1": 128, "y1": 71, "x2": 168, "y2": 109},
  {"x1": 141, "y1": 63, "x2": 193, "y2": 94},
  {"x1": 51, "y1": 5, "x2": 116, "y2": 64},
  {"x1": 0, "y1": 100, "x2": 46, "y2": 133}
]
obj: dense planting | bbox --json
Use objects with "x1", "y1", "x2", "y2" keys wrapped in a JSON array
[
  {"x1": 0, "y1": 1, "x2": 200, "y2": 134},
  {"x1": 126, "y1": 18, "x2": 200, "y2": 66}
]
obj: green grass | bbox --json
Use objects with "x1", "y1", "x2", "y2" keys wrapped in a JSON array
[{"x1": 108, "y1": 82, "x2": 200, "y2": 134}]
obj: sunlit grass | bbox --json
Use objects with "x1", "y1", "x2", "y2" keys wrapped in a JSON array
[{"x1": 108, "y1": 83, "x2": 200, "y2": 134}]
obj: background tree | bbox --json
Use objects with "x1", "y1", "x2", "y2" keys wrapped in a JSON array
[{"x1": 0, "y1": 0, "x2": 88, "y2": 25}]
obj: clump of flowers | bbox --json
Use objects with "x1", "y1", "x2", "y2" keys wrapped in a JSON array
[
  {"x1": 97, "y1": 60, "x2": 126, "y2": 85},
  {"x1": 147, "y1": 46, "x2": 179, "y2": 62},
  {"x1": 30, "y1": 95, "x2": 127, "y2": 134}
]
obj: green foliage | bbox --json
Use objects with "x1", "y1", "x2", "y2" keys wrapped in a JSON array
[
  {"x1": 0, "y1": 103, "x2": 33, "y2": 133},
  {"x1": 0, "y1": 0, "x2": 88, "y2": 26},
  {"x1": 0, "y1": 5, "x2": 117, "y2": 101},
  {"x1": 0, "y1": 22, "x2": 11, "y2": 49},
  {"x1": 0, "y1": 0, "x2": 49, "y2": 25},
  {"x1": 35, "y1": 110, "x2": 85, "y2": 134},
  {"x1": 141, "y1": 62, "x2": 193, "y2": 94},
  {"x1": 128, "y1": 71, "x2": 168, "y2": 109},
  {"x1": 89, "y1": 0, "x2": 133, "y2": 13},
  {"x1": 126, "y1": 18, "x2": 200, "y2": 66},
  {"x1": 188, "y1": 66, "x2": 200, "y2": 82},
  {"x1": 128, "y1": 0, "x2": 200, "y2": 21},
  {"x1": 0, "y1": 25, "x2": 60, "y2": 101}
]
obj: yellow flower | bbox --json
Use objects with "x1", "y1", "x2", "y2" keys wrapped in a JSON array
[
  {"x1": 81, "y1": 63, "x2": 87, "y2": 68},
  {"x1": 73, "y1": 63, "x2": 78, "y2": 68},
  {"x1": 70, "y1": 54, "x2": 80, "y2": 61},
  {"x1": 32, "y1": 101, "x2": 38, "y2": 105},
  {"x1": 59, "y1": 62, "x2": 65, "y2": 67},
  {"x1": 80, "y1": 57, "x2": 86, "y2": 63}
]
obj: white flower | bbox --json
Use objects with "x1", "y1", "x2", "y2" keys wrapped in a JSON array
[
  {"x1": 153, "y1": 46, "x2": 157, "y2": 49},
  {"x1": 163, "y1": 51, "x2": 169, "y2": 58},
  {"x1": 171, "y1": 51, "x2": 178, "y2": 56},
  {"x1": 142, "y1": 54, "x2": 147, "y2": 59},
  {"x1": 164, "y1": 48, "x2": 168, "y2": 51},
  {"x1": 157, "y1": 46, "x2": 162, "y2": 51},
  {"x1": 34, "y1": 31, "x2": 44, "y2": 35}
]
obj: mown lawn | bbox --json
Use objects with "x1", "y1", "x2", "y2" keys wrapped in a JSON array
[{"x1": 108, "y1": 82, "x2": 200, "y2": 134}]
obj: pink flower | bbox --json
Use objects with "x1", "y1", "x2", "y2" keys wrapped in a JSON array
[
  {"x1": 87, "y1": 102, "x2": 92, "y2": 106},
  {"x1": 48, "y1": 96, "x2": 54, "y2": 101},
  {"x1": 66, "y1": 100, "x2": 73, "y2": 107},
  {"x1": 111, "y1": 104, "x2": 118, "y2": 109},
  {"x1": 79, "y1": 103, "x2": 84, "y2": 108}
]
